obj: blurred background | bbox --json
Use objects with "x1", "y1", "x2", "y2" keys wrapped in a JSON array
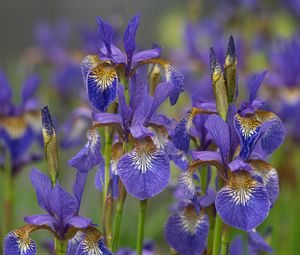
[{"x1": 1, "y1": 0, "x2": 300, "y2": 254}]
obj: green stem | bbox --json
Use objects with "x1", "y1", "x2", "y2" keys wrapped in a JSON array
[
  {"x1": 104, "y1": 196, "x2": 114, "y2": 249},
  {"x1": 54, "y1": 239, "x2": 67, "y2": 255},
  {"x1": 103, "y1": 127, "x2": 113, "y2": 211},
  {"x1": 136, "y1": 199, "x2": 147, "y2": 255},
  {"x1": 3, "y1": 151, "x2": 13, "y2": 238},
  {"x1": 112, "y1": 182, "x2": 127, "y2": 252},
  {"x1": 201, "y1": 166, "x2": 208, "y2": 195},
  {"x1": 212, "y1": 213, "x2": 223, "y2": 255},
  {"x1": 220, "y1": 224, "x2": 230, "y2": 255}
]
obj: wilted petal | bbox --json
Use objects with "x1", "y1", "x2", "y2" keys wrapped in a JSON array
[
  {"x1": 117, "y1": 137, "x2": 170, "y2": 200},
  {"x1": 69, "y1": 128, "x2": 103, "y2": 172},
  {"x1": 205, "y1": 114, "x2": 230, "y2": 163},
  {"x1": 215, "y1": 171, "x2": 269, "y2": 231},
  {"x1": 164, "y1": 205, "x2": 209, "y2": 255},
  {"x1": 4, "y1": 225, "x2": 37, "y2": 255},
  {"x1": 86, "y1": 63, "x2": 117, "y2": 112},
  {"x1": 234, "y1": 113, "x2": 262, "y2": 160},
  {"x1": 123, "y1": 14, "x2": 141, "y2": 61},
  {"x1": 248, "y1": 159, "x2": 279, "y2": 206},
  {"x1": 30, "y1": 169, "x2": 52, "y2": 213}
]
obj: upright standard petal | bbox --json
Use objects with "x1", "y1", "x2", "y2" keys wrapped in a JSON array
[
  {"x1": 96, "y1": 17, "x2": 114, "y2": 54},
  {"x1": 164, "y1": 205, "x2": 209, "y2": 255},
  {"x1": 86, "y1": 63, "x2": 117, "y2": 112},
  {"x1": 4, "y1": 225, "x2": 37, "y2": 255},
  {"x1": 234, "y1": 113, "x2": 262, "y2": 160},
  {"x1": 50, "y1": 183, "x2": 78, "y2": 223},
  {"x1": 69, "y1": 128, "x2": 103, "y2": 172},
  {"x1": 205, "y1": 114, "x2": 230, "y2": 163},
  {"x1": 73, "y1": 171, "x2": 88, "y2": 210},
  {"x1": 30, "y1": 169, "x2": 52, "y2": 214},
  {"x1": 215, "y1": 171, "x2": 270, "y2": 231},
  {"x1": 117, "y1": 137, "x2": 170, "y2": 200},
  {"x1": 123, "y1": 14, "x2": 141, "y2": 62},
  {"x1": 247, "y1": 71, "x2": 268, "y2": 104}
]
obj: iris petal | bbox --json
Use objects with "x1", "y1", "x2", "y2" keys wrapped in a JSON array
[
  {"x1": 86, "y1": 64, "x2": 117, "y2": 112},
  {"x1": 117, "y1": 137, "x2": 170, "y2": 200},
  {"x1": 248, "y1": 159, "x2": 279, "y2": 207},
  {"x1": 234, "y1": 113, "x2": 262, "y2": 160},
  {"x1": 215, "y1": 171, "x2": 269, "y2": 231},
  {"x1": 4, "y1": 226, "x2": 37, "y2": 255},
  {"x1": 69, "y1": 128, "x2": 103, "y2": 172},
  {"x1": 164, "y1": 205, "x2": 209, "y2": 255}
]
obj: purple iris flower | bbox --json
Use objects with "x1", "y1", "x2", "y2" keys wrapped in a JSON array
[
  {"x1": 4, "y1": 168, "x2": 113, "y2": 255},
  {"x1": 164, "y1": 203, "x2": 209, "y2": 255},
  {"x1": 81, "y1": 14, "x2": 184, "y2": 112},
  {"x1": 179, "y1": 72, "x2": 285, "y2": 231},
  {"x1": 0, "y1": 71, "x2": 42, "y2": 175},
  {"x1": 91, "y1": 79, "x2": 177, "y2": 200},
  {"x1": 116, "y1": 240, "x2": 155, "y2": 255}
]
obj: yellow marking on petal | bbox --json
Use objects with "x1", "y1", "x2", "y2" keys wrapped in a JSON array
[
  {"x1": 227, "y1": 171, "x2": 258, "y2": 205},
  {"x1": 180, "y1": 205, "x2": 206, "y2": 234},
  {"x1": 89, "y1": 64, "x2": 117, "y2": 91},
  {"x1": 1, "y1": 116, "x2": 28, "y2": 139},
  {"x1": 235, "y1": 114, "x2": 262, "y2": 138},
  {"x1": 247, "y1": 159, "x2": 277, "y2": 184}
]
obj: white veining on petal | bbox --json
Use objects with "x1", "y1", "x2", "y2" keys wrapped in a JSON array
[
  {"x1": 82, "y1": 239, "x2": 103, "y2": 255},
  {"x1": 87, "y1": 128, "x2": 100, "y2": 152},
  {"x1": 179, "y1": 170, "x2": 195, "y2": 198},
  {"x1": 180, "y1": 207, "x2": 206, "y2": 235},
  {"x1": 89, "y1": 65, "x2": 116, "y2": 91},
  {"x1": 13, "y1": 232, "x2": 34, "y2": 255}
]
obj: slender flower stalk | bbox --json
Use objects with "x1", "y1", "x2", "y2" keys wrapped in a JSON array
[
  {"x1": 221, "y1": 224, "x2": 230, "y2": 255},
  {"x1": 136, "y1": 199, "x2": 147, "y2": 255},
  {"x1": 112, "y1": 181, "x2": 127, "y2": 252},
  {"x1": 103, "y1": 127, "x2": 113, "y2": 211},
  {"x1": 3, "y1": 151, "x2": 13, "y2": 240},
  {"x1": 54, "y1": 239, "x2": 68, "y2": 255}
]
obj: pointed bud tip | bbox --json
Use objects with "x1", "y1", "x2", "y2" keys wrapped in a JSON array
[
  {"x1": 227, "y1": 36, "x2": 236, "y2": 59},
  {"x1": 41, "y1": 106, "x2": 54, "y2": 137}
]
